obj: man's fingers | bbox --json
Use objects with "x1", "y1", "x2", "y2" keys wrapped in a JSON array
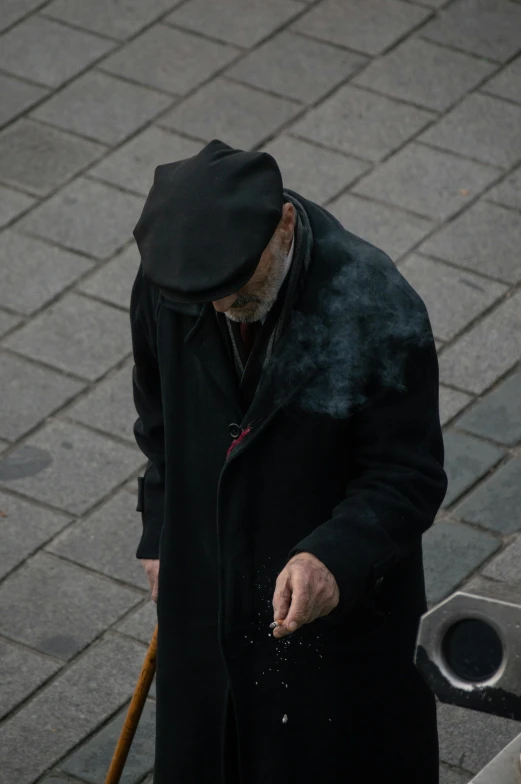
[
  {"x1": 274, "y1": 573, "x2": 311, "y2": 637},
  {"x1": 272, "y1": 571, "x2": 291, "y2": 623},
  {"x1": 141, "y1": 559, "x2": 159, "y2": 601}
]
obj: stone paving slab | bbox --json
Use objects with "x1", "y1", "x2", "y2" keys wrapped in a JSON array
[
  {"x1": 33, "y1": 71, "x2": 173, "y2": 146},
  {"x1": 482, "y1": 55, "x2": 521, "y2": 103},
  {"x1": 161, "y1": 78, "x2": 302, "y2": 150},
  {"x1": 0, "y1": 310, "x2": 22, "y2": 340},
  {"x1": 264, "y1": 136, "x2": 369, "y2": 206},
  {"x1": 437, "y1": 701, "x2": 521, "y2": 774},
  {"x1": 3, "y1": 293, "x2": 131, "y2": 380},
  {"x1": 0, "y1": 490, "x2": 71, "y2": 581},
  {"x1": 488, "y1": 165, "x2": 521, "y2": 210},
  {"x1": 438, "y1": 290, "x2": 521, "y2": 394},
  {"x1": 0, "y1": 72, "x2": 48, "y2": 128},
  {"x1": 327, "y1": 193, "x2": 434, "y2": 260},
  {"x1": 60, "y1": 699, "x2": 155, "y2": 783},
  {"x1": 353, "y1": 143, "x2": 500, "y2": 221},
  {"x1": 292, "y1": 85, "x2": 434, "y2": 162},
  {"x1": 166, "y1": 0, "x2": 304, "y2": 48},
  {"x1": 117, "y1": 601, "x2": 158, "y2": 645},
  {"x1": 0, "y1": 551, "x2": 141, "y2": 659},
  {"x1": 0, "y1": 635, "x2": 148, "y2": 784},
  {"x1": 482, "y1": 535, "x2": 521, "y2": 583},
  {"x1": 421, "y1": 93, "x2": 521, "y2": 169},
  {"x1": 0, "y1": 352, "x2": 85, "y2": 441},
  {"x1": 89, "y1": 127, "x2": 201, "y2": 196},
  {"x1": 65, "y1": 362, "x2": 136, "y2": 442},
  {"x1": 101, "y1": 24, "x2": 239, "y2": 96},
  {"x1": 0, "y1": 420, "x2": 143, "y2": 515},
  {"x1": 227, "y1": 30, "x2": 367, "y2": 104},
  {"x1": 44, "y1": 0, "x2": 178, "y2": 40},
  {"x1": 440, "y1": 764, "x2": 472, "y2": 784},
  {"x1": 423, "y1": 520, "x2": 500, "y2": 604},
  {"x1": 420, "y1": 200, "x2": 521, "y2": 284},
  {"x1": 456, "y1": 371, "x2": 521, "y2": 446},
  {"x1": 353, "y1": 37, "x2": 495, "y2": 112},
  {"x1": 0, "y1": 15, "x2": 115, "y2": 88},
  {"x1": 398, "y1": 254, "x2": 507, "y2": 341},
  {"x1": 292, "y1": 0, "x2": 430, "y2": 56},
  {"x1": 441, "y1": 430, "x2": 504, "y2": 508},
  {"x1": 0, "y1": 0, "x2": 45, "y2": 33},
  {"x1": 18, "y1": 177, "x2": 143, "y2": 260},
  {"x1": 47, "y1": 490, "x2": 149, "y2": 589},
  {"x1": 40, "y1": 778, "x2": 74, "y2": 784},
  {"x1": 454, "y1": 458, "x2": 521, "y2": 535},
  {"x1": 438, "y1": 386, "x2": 473, "y2": 427},
  {"x1": 0, "y1": 119, "x2": 106, "y2": 197},
  {"x1": 0, "y1": 185, "x2": 35, "y2": 230},
  {"x1": 464, "y1": 574, "x2": 521, "y2": 604},
  {"x1": 422, "y1": 0, "x2": 521, "y2": 62},
  {"x1": 0, "y1": 638, "x2": 61, "y2": 720},
  {"x1": 0, "y1": 231, "x2": 93, "y2": 315},
  {"x1": 77, "y1": 244, "x2": 138, "y2": 309}
]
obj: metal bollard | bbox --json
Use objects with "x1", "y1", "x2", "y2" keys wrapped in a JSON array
[{"x1": 415, "y1": 584, "x2": 521, "y2": 721}]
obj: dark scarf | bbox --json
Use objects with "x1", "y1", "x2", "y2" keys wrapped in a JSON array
[{"x1": 216, "y1": 192, "x2": 313, "y2": 412}]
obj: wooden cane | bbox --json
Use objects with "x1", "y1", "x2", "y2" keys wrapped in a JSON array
[{"x1": 105, "y1": 624, "x2": 158, "y2": 784}]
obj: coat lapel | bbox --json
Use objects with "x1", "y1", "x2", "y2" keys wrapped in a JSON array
[
  {"x1": 231, "y1": 313, "x2": 320, "y2": 456},
  {"x1": 184, "y1": 302, "x2": 243, "y2": 414}
]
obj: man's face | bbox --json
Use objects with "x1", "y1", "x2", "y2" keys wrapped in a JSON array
[{"x1": 212, "y1": 203, "x2": 296, "y2": 323}]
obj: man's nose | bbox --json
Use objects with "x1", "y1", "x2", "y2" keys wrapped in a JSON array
[{"x1": 212, "y1": 293, "x2": 239, "y2": 312}]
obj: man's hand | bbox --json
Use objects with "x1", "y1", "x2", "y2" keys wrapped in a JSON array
[
  {"x1": 272, "y1": 552, "x2": 339, "y2": 638},
  {"x1": 141, "y1": 559, "x2": 159, "y2": 603}
]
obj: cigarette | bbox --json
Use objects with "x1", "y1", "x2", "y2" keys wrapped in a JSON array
[{"x1": 269, "y1": 620, "x2": 284, "y2": 629}]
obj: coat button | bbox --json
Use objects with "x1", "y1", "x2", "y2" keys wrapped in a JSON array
[{"x1": 229, "y1": 423, "x2": 241, "y2": 439}]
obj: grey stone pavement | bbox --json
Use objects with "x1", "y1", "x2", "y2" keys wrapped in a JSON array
[{"x1": 0, "y1": 0, "x2": 520, "y2": 781}]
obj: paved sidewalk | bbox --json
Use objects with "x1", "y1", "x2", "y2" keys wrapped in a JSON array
[{"x1": 0, "y1": 0, "x2": 520, "y2": 781}]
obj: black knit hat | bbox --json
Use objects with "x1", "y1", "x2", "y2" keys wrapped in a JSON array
[{"x1": 133, "y1": 139, "x2": 284, "y2": 304}]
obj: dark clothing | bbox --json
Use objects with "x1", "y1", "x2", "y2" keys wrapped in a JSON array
[{"x1": 130, "y1": 192, "x2": 447, "y2": 783}]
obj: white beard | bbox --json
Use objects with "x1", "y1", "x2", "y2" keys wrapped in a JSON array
[{"x1": 224, "y1": 246, "x2": 289, "y2": 323}]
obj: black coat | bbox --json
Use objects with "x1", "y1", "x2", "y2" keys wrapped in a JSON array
[{"x1": 130, "y1": 193, "x2": 447, "y2": 784}]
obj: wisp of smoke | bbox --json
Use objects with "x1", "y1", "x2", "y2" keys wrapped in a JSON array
[{"x1": 266, "y1": 246, "x2": 433, "y2": 419}]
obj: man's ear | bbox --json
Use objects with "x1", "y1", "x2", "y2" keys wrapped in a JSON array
[{"x1": 281, "y1": 202, "x2": 296, "y2": 237}]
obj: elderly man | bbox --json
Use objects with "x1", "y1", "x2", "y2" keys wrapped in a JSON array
[{"x1": 130, "y1": 139, "x2": 447, "y2": 784}]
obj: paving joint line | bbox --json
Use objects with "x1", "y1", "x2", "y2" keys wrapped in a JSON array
[
  {"x1": 0, "y1": 625, "x2": 147, "y2": 732},
  {"x1": 0, "y1": 0, "x2": 54, "y2": 37},
  {"x1": 416, "y1": 250, "x2": 517, "y2": 287},
  {"x1": 41, "y1": 549, "x2": 148, "y2": 596},
  {"x1": 35, "y1": 8, "x2": 121, "y2": 42},
  {"x1": 220, "y1": 74, "x2": 306, "y2": 106}
]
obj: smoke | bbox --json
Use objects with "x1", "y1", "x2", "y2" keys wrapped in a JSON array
[{"x1": 266, "y1": 249, "x2": 433, "y2": 419}]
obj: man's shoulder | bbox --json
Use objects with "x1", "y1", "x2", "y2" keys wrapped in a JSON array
[
  {"x1": 297, "y1": 194, "x2": 424, "y2": 313},
  {"x1": 291, "y1": 190, "x2": 396, "y2": 273}
]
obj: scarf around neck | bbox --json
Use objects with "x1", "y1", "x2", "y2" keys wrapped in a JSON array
[{"x1": 219, "y1": 192, "x2": 313, "y2": 411}]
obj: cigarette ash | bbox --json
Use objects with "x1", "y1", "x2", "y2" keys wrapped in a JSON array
[{"x1": 251, "y1": 561, "x2": 325, "y2": 705}]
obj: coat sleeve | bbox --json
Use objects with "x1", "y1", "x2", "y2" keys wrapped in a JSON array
[
  {"x1": 130, "y1": 266, "x2": 165, "y2": 560},
  {"x1": 288, "y1": 334, "x2": 447, "y2": 618}
]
